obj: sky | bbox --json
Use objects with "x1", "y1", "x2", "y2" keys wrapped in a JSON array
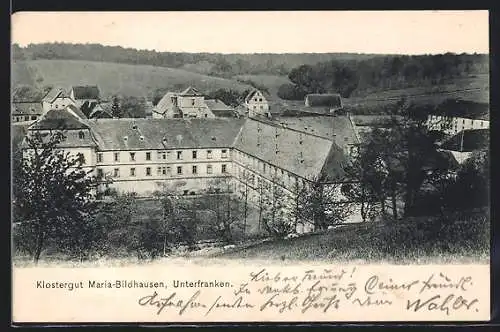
[{"x1": 11, "y1": 11, "x2": 489, "y2": 54}]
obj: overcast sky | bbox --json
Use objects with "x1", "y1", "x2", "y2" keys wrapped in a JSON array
[{"x1": 11, "y1": 11, "x2": 489, "y2": 54}]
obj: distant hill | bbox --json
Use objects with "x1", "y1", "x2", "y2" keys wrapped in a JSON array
[{"x1": 12, "y1": 59, "x2": 254, "y2": 99}]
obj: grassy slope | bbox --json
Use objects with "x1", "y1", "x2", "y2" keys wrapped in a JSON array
[
  {"x1": 12, "y1": 60, "x2": 254, "y2": 99},
  {"x1": 233, "y1": 74, "x2": 292, "y2": 97},
  {"x1": 214, "y1": 218, "x2": 489, "y2": 264}
]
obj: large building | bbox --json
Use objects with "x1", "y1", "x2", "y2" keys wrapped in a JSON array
[{"x1": 22, "y1": 106, "x2": 360, "y2": 231}]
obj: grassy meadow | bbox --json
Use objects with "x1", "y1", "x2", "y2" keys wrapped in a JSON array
[{"x1": 12, "y1": 59, "x2": 254, "y2": 99}]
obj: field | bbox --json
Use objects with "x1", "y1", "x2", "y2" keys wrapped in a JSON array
[
  {"x1": 344, "y1": 74, "x2": 489, "y2": 110},
  {"x1": 12, "y1": 60, "x2": 254, "y2": 99}
]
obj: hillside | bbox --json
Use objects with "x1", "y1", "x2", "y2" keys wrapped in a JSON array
[{"x1": 12, "y1": 59, "x2": 254, "y2": 99}]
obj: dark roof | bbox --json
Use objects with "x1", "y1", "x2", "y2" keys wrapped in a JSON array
[
  {"x1": 89, "y1": 103, "x2": 113, "y2": 119},
  {"x1": 42, "y1": 87, "x2": 71, "y2": 103},
  {"x1": 440, "y1": 129, "x2": 489, "y2": 152},
  {"x1": 305, "y1": 94, "x2": 342, "y2": 108},
  {"x1": 71, "y1": 86, "x2": 100, "y2": 100},
  {"x1": 180, "y1": 86, "x2": 202, "y2": 97},
  {"x1": 12, "y1": 102, "x2": 43, "y2": 116},
  {"x1": 233, "y1": 118, "x2": 339, "y2": 180},
  {"x1": 29, "y1": 109, "x2": 89, "y2": 131},
  {"x1": 86, "y1": 118, "x2": 246, "y2": 151}
]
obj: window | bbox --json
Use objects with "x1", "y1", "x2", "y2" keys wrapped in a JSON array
[
  {"x1": 113, "y1": 168, "x2": 120, "y2": 178},
  {"x1": 254, "y1": 98, "x2": 258, "y2": 102},
  {"x1": 146, "y1": 152, "x2": 151, "y2": 161},
  {"x1": 221, "y1": 164, "x2": 227, "y2": 173},
  {"x1": 263, "y1": 164, "x2": 266, "y2": 173},
  {"x1": 130, "y1": 152, "x2": 136, "y2": 161},
  {"x1": 221, "y1": 149, "x2": 228, "y2": 158},
  {"x1": 260, "y1": 105, "x2": 263, "y2": 110},
  {"x1": 31, "y1": 116, "x2": 37, "y2": 120},
  {"x1": 78, "y1": 131, "x2": 85, "y2": 139},
  {"x1": 253, "y1": 106, "x2": 256, "y2": 110},
  {"x1": 177, "y1": 166, "x2": 183, "y2": 175},
  {"x1": 97, "y1": 153, "x2": 103, "y2": 163},
  {"x1": 192, "y1": 165, "x2": 197, "y2": 174},
  {"x1": 191, "y1": 98, "x2": 195, "y2": 106},
  {"x1": 166, "y1": 166, "x2": 171, "y2": 176},
  {"x1": 207, "y1": 150, "x2": 213, "y2": 159},
  {"x1": 259, "y1": 98, "x2": 263, "y2": 102},
  {"x1": 192, "y1": 150, "x2": 197, "y2": 159},
  {"x1": 114, "y1": 152, "x2": 120, "y2": 162},
  {"x1": 97, "y1": 168, "x2": 104, "y2": 178},
  {"x1": 130, "y1": 168, "x2": 136, "y2": 177},
  {"x1": 177, "y1": 151, "x2": 182, "y2": 160},
  {"x1": 157, "y1": 167, "x2": 162, "y2": 176},
  {"x1": 146, "y1": 167, "x2": 151, "y2": 176},
  {"x1": 158, "y1": 151, "x2": 166, "y2": 160},
  {"x1": 183, "y1": 190, "x2": 189, "y2": 195},
  {"x1": 207, "y1": 164, "x2": 213, "y2": 174}
]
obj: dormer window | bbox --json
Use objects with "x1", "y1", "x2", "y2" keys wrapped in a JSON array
[
  {"x1": 78, "y1": 131, "x2": 85, "y2": 139},
  {"x1": 132, "y1": 125, "x2": 137, "y2": 130}
]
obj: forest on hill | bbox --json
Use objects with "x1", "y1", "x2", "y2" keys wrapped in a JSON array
[
  {"x1": 12, "y1": 43, "x2": 393, "y2": 77},
  {"x1": 279, "y1": 53, "x2": 489, "y2": 99}
]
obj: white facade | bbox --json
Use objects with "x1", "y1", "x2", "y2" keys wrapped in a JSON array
[
  {"x1": 427, "y1": 114, "x2": 489, "y2": 135},
  {"x1": 245, "y1": 90, "x2": 270, "y2": 117},
  {"x1": 42, "y1": 97, "x2": 76, "y2": 113}
]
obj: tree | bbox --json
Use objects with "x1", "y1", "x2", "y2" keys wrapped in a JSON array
[
  {"x1": 342, "y1": 146, "x2": 386, "y2": 222},
  {"x1": 121, "y1": 96, "x2": 146, "y2": 118},
  {"x1": 111, "y1": 95, "x2": 121, "y2": 118},
  {"x1": 260, "y1": 176, "x2": 295, "y2": 237},
  {"x1": 12, "y1": 131, "x2": 100, "y2": 263},
  {"x1": 199, "y1": 179, "x2": 243, "y2": 243},
  {"x1": 297, "y1": 178, "x2": 354, "y2": 231}
]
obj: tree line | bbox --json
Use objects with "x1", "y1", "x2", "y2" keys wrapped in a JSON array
[{"x1": 278, "y1": 53, "x2": 488, "y2": 99}]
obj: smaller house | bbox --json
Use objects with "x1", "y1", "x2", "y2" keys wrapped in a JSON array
[
  {"x1": 70, "y1": 86, "x2": 100, "y2": 108},
  {"x1": 42, "y1": 87, "x2": 76, "y2": 113},
  {"x1": 244, "y1": 89, "x2": 270, "y2": 117},
  {"x1": 11, "y1": 101, "x2": 43, "y2": 123},
  {"x1": 153, "y1": 87, "x2": 215, "y2": 119}
]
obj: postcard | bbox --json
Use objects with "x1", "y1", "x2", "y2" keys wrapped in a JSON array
[{"x1": 11, "y1": 10, "x2": 490, "y2": 323}]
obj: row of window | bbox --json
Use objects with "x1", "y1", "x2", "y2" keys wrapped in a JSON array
[
  {"x1": 97, "y1": 164, "x2": 228, "y2": 178},
  {"x1": 13, "y1": 115, "x2": 38, "y2": 122},
  {"x1": 96, "y1": 149, "x2": 228, "y2": 163}
]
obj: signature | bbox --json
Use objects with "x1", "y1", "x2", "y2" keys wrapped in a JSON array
[{"x1": 138, "y1": 290, "x2": 206, "y2": 315}]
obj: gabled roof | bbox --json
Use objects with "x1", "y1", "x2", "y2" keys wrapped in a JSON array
[
  {"x1": 89, "y1": 103, "x2": 113, "y2": 119},
  {"x1": 272, "y1": 116, "x2": 360, "y2": 150},
  {"x1": 86, "y1": 118, "x2": 246, "y2": 151},
  {"x1": 440, "y1": 129, "x2": 489, "y2": 152},
  {"x1": 71, "y1": 85, "x2": 100, "y2": 100},
  {"x1": 29, "y1": 108, "x2": 90, "y2": 131},
  {"x1": 42, "y1": 87, "x2": 71, "y2": 103},
  {"x1": 180, "y1": 86, "x2": 202, "y2": 97},
  {"x1": 233, "y1": 118, "x2": 338, "y2": 180},
  {"x1": 12, "y1": 102, "x2": 43, "y2": 116},
  {"x1": 305, "y1": 94, "x2": 342, "y2": 108},
  {"x1": 244, "y1": 89, "x2": 267, "y2": 104}
]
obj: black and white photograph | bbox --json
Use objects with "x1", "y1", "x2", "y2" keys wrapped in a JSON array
[{"x1": 11, "y1": 11, "x2": 491, "y2": 323}]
